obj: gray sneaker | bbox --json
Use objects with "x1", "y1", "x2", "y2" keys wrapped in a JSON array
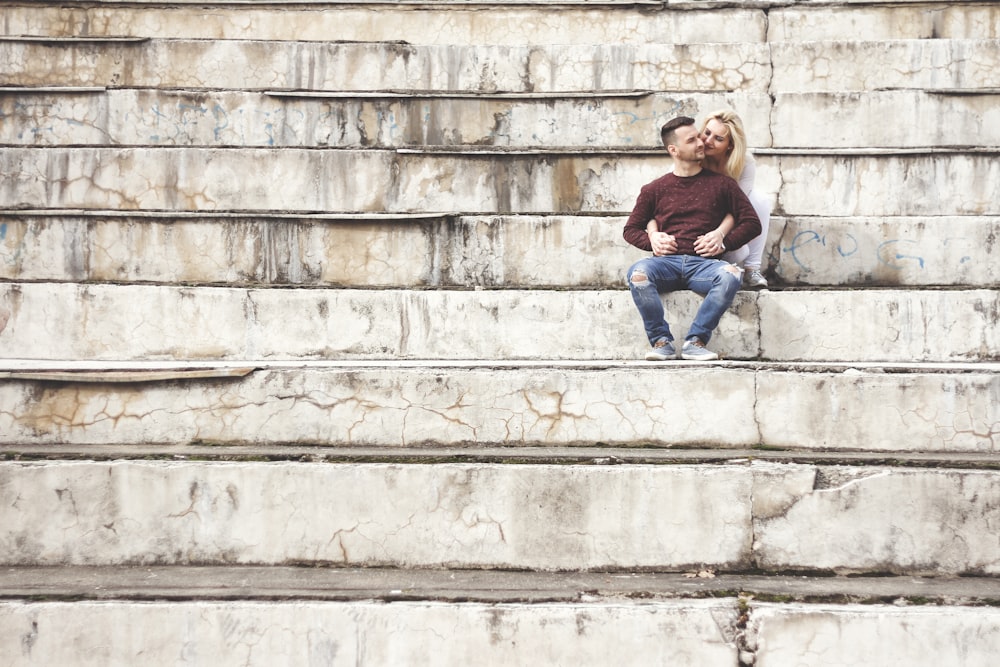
[
  {"x1": 744, "y1": 268, "x2": 768, "y2": 289},
  {"x1": 645, "y1": 338, "x2": 677, "y2": 361},
  {"x1": 681, "y1": 338, "x2": 719, "y2": 361}
]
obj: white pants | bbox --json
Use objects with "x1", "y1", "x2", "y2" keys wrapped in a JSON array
[{"x1": 723, "y1": 190, "x2": 771, "y2": 270}]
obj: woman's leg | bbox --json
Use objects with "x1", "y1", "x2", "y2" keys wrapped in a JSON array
[{"x1": 743, "y1": 190, "x2": 771, "y2": 271}]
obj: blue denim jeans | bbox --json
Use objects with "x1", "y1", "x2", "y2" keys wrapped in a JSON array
[{"x1": 627, "y1": 255, "x2": 742, "y2": 346}]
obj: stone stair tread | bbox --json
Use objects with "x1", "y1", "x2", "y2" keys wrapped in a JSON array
[
  {"x1": 3, "y1": 565, "x2": 999, "y2": 605},
  {"x1": 6, "y1": 444, "x2": 1000, "y2": 469},
  {"x1": 4, "y1": 359, "x2": 1000, "y2": 373},
  {"x1": 3, "y1": 147, "x2": 992, "y2": 216}
]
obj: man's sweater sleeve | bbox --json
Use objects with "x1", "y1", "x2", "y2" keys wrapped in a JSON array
[
  {"x1": 623, "y1": 185, "x2": 654, "y2": 251},
  {"x1": 721, "y1": 183, "x2": 762, "y2": 250}
]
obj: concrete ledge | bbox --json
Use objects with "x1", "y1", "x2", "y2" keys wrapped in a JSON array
[
  {"x1": 1, "y1": 364, "x2": 998, "y2": 451},
  {"x1": 3, "y1": 213, "x2": 998, "y2": 289},
  {"x1": 8, "y1": 442, "x2": 1000, "y2": 468},
  {"x1": 772, "y1": 90, "x2": 1000, "y2": 148},
  {"x1": 0, "y1": 598, "x2": 737, "y2": 666},
  {"x1": 0, "y1": 4, "x2": 765, "y2": 44},
  {"x1": 1, "y1": 283, "x2": 998, "y2": 363},
  {"x1": 770, "y1": 216, "x2": 1000, "y2": 287},
  {"x1": 0, "y1": 461, "x2": 756, "y2": 569},
  {"x1": 748, "y1": 602, "x2": 1000, "y2": 667},
  {"x1": 7, "y1": 87, "x2": 998, "y2": 151},
  {"x1": 0, "y1": 39, "x2": 771, "y2": 92},
  {"x1": 752, "y1": 464, "x2": 1000, "y2": 575},
  {"x1": 775, "y1": 153, "x2": 998, "y2": 216},
  {"x1": 0, "y1": 364, "x2": 762, "y2": 447},
  {"x1": 769, "y1": 4, "x2": 1000, "y2": 41},
  {"x1": 3, "y1": 578, "x2": 997, "y2": 666},
  {"x1": 3, "y1": 147, "x2": 995, "y2": 215},
  {"x1": 2, "y1": 461, "x2": 1000, "y2": 573},
  {"x1": 4, "y1": 566, "x2": 1000, "y2": 605},
  {"x1": 0, "y1": 88, "x2": 771, "y2": 148},
  {"x1": 771, "y1": 39, "x2": 1000, "y2": 92},
  {"x1": 754, "y1": 368, "x2": 1000, "y2": 453}
]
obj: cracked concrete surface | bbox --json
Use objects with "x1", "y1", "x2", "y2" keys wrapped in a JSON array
[
  {"x1": 0, "y1": 282, "x2": 765, "y2": 361},
  {"x1": 0, "y1": 461, "x2": 754, "y2": 570},
  {"x1": 747, "y1": 603, "x2": 1000, "y2": 667},
  {"x1": 3, "y1": 147, "x2": 994, "y2": 217},
  {"x1": 2, "y1": 282, "x2": 999, "y2": 363},
  {"x1": 2, "y1": 365, "x2": 998, "y2": 451},
  {"x1": 4, "y1": 214, "x2": 999, "y2": 291},
  {"x1": 3, "y1": 460, "x2": 1000, "y2": 577},
  {"x1": 753, "y1": 465, "x2": 1000, "y2": 575},
  {"x1": 0, "y1": 598, "x2": 740, "y2": 666},
  {"x1": 0, "y1": 40, "x2": 772, "y2": 93}
]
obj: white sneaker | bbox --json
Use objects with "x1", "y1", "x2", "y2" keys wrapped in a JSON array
[{"x1": 743, "y1": 268, "x2": 768, "y2": 289}]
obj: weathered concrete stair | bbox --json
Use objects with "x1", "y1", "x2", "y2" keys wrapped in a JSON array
[
  {"x1": 3, "y1": 212, "x2": 999, "y2": 288},
  {"x1": 2, "y1": 360, "x2": 998, "y2": 451},
  {"x1": 3, "y1": 282, "x2": 1000, "y2": 361},
  {"x1": 2, "y1": 0, "x2": 1000, "y2": 665}
]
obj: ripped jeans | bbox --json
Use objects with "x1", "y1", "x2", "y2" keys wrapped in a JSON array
[{"x1": 627, "y1": 255, "x2": 742, "y2": 346}]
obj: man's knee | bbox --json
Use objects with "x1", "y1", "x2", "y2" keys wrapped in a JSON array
[
  {"x1": 718, "y1": 263, "x2": 743, "y2": 296},
  {"x1": 628, "y1": 267, "x2": 651, "y2": 288}
]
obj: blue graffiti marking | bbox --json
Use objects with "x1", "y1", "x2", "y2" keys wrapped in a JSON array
[
  {"x1": 211, "y1": 104, "x2": 229, "y2": 142},
  {"x1": 785, "y1": 230, "x2": 823, "y2": 271},
  {"x1": 150, "y1": 103, "x2": 167, "y2": 127},
  {"x1": 835, "y1": 233, "x2": 858, "y2": 258},
  {"x1": 785, "y1": 229, "x2": 859, "y2": 271},
  {"x1": 0, "y1": 223, "x2": 6, "y2": 240},
  {"x1": 878, "y1": 239, "x2": 924, "y2": 270},
  {"x1": 943, "y1": 237, "x2": 972, "y2": 265}
]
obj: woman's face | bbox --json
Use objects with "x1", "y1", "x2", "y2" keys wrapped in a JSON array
[{"x1": 702, "y1": 119, "x2": 732, "y2": 159}]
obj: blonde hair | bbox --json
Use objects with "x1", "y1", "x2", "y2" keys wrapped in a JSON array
[{"x1": 701, "y1": 109, "x2": 747, "y2": 180}]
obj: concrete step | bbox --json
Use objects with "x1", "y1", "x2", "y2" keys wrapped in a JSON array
[
  {"x1": 9, "y1": 443, "x2": 1000, "y2": 468},
  {"x1": 769, "y1": 151, "x2": 997, "y2": 217},
  {"x1": 773, "y1": 90, "x2": 1000, "y2": 148},
  {"x1": 0, "y1": 38, "x2": 772, "y2": 93},
  {"x1": 0, "y1": 212, "x2": 660, "y2": 288},
  {"x1": 0, "y1": 87, "x2": 772, "y2": 149},
  {"x1": 3, "y1": 36, "x2": 994, "y2": 96},
  {"x1": 0, "y1": 598, "x2": 739, "y2": 665},
  {"x1": 0, "y1": 3, "x2": 766, "y2": 44},
  {"x1": 771, "y1": 215, "x2": 1000, "y2": 288},
  {"x1": 2, "y1": 146, "x2": 997, "y2": 216},
  {"x1": 1, "y1": 361, "x2": 998, "y2": 452},
  {"x1": 770, "y1": 39, "x2": 1000, "y2": 92},
  {"x1": 2, "y1": 458, "x2": 1000, "y2": 575},
  {"x1": 7, "y1": 87, "x2": 998, "y2": 150},
  {"x1": 3, "y1": 567, "x2": 1000, "y2": 666},
  {"x1": 3, "y1": 212, "x2": 998, "y2": 289},
  {"x1": 6, "y1": 564, "x2": 1000, "y2": 606},
  {"x1": 745, "y1": 601, "x2": 1000, "y2": 667},
  {"x1": 1, "y1": 282, "x2": 998, "y2": 363},
  {"x1": 768, "y1": 2, "x2": 1000, "y2": 41},
  {"x1": 5, "y1": 36, "x2": 994, "y2": 96},
  {"x1": 8, "y1": 2, "x2": 998, "y2": 45}
]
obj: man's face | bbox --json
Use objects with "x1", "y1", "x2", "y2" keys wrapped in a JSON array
[{"x1": 668, "y1": 125, "x2": 705, "y2": 163}]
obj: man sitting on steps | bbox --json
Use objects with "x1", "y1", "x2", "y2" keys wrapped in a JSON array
[{"x1": 623, "y1": 115, "x2": 762, "y2": 361}]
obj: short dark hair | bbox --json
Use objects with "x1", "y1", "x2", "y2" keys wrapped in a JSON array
[{"x1": 660, "y1": 116, "x2": 696, "y2": 147}]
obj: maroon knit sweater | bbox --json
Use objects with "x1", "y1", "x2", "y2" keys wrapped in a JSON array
[{"x1": 623, "y1": 169, "x2": 761, "y2": 256}]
